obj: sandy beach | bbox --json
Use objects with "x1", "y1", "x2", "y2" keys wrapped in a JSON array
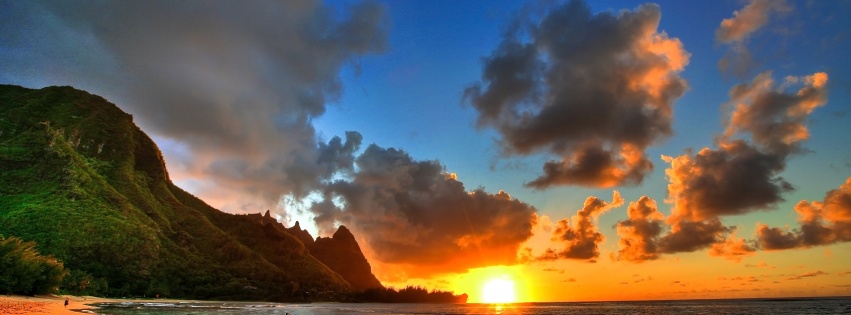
[
  {"x1": 0, "y1": 295, "x2": 197, "y2": 315},
  {"x1": 0, "y1": 295, "x2": 101, "y2": 314}
]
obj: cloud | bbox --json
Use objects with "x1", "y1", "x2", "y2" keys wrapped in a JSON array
[
  {"x1": 309, "y1": 144, "x2": 538, "y2": 278},
  {"x1": 664, "y1": 72, "x2": 828, "y2": 222},
  {"x1": 716, "y1": 0, "x2": 790, "y2": 43},
  {"x1": 755, "y1": 224, "x2": 801, "y2": 250},
  {"x1": 757, "y1": 176, "x2": 851, "y2": 249},
  {"x1": 615, "y1": 196, "x2": 733, "y2": 262},
  {"x1": 662, "y1": 144, "x2": 792, "y2": 221},
  {"x1": 726, "y1": 276, "x2": 759, "y2": 283},
  {"x1": 716, "y1": 0, "x2": 792, "y2": 76},
  {"x1": 536, "y1": 192, "x2": 623, "y2": 261},
  {"x1": 615, "y1": 196, "x2": 665, "y2": 261},
  {"x1": 786, "y1": 270, "x2": 828, "y2": 280},
  {"x1": 617, "y1": 71, "x2": 827, "y2": 262},
  {"x1": 745, "y1": 261, "x2": 776, "y2": 269},
  {"x1": 620, "y1": 71, "x2": 829, "y2": 261},
  {"x1": 658, "y1": 218, "x2": 731, "y2": 254},
  {"x1": 464, "y1": 0, "x2": 689, "y2": 189},
  {"x1": 0, "y1": 1, "x2": 387, "y2": 213},
  {"x1": 708, "y1": 231, "x2": 757, "y2": 262}
]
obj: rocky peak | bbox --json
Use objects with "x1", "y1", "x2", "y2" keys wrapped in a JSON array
[
  {"x1": 308, "y1": 226, "x2": 382, "y2": 290},
  {"x1": 285, "y1": 221, "x2": 315, "y2": 247},
  {"x1": 330, "y1": 225, "x2": 359, "y2": 251}
]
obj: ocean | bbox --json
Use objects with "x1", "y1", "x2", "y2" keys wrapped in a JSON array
[{"x1": 87, "y1": 297, "x2": 851, "y2": 315}]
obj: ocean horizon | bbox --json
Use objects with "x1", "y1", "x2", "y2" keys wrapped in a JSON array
[{"x1": 88, "y1": 296, "x2": 851, "y2": 315}]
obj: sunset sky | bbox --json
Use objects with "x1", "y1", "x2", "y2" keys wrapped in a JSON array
[{"x1": 2, "y1": 0, "x2": 851, "y2": 302}]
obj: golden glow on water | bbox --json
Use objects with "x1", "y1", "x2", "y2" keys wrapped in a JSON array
[
  {"x1": 482, "y1": 277, "x2": 516, "y2": 304},
  {"x1": 494, "y1": 304, "x2": 504, "y2": 314}
]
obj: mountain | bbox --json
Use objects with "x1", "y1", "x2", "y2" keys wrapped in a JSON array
[
  {"x1": 0, "y1": 85, "x2": 379, "y2": 300},
  {"x1": 308, "y1": 226, "x2": 383, "y2": 290},
  {"x1": 285, "y1": 221, "x2": 317, "y2": 247},
  {"x1": 249, "y1": 213, "x2": 382, "y2": 291}
]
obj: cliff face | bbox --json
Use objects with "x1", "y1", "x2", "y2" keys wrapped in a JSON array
[
  {"x1": 308, "y1": 226, "x2": 383, "y2": 290},
  {"x1": 0, "y1": 85, "x2": 351, "y2": 300}
]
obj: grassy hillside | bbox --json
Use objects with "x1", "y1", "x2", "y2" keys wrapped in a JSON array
[{"x1": 0, "y1": 85, "x2": 350, "y2": 300}]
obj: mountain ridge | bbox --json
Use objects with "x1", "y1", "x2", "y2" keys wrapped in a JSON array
[{"x1": 0, "y1": 84, "x2": 378, "y2": 300}]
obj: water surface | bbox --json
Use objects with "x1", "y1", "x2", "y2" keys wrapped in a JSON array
[{"x1": 91, "y1": 297, "x2": 851, "y2": 315}]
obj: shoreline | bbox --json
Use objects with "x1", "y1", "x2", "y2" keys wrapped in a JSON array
[
  {"x1": 3, "y1": 294, "x2": 850, "y2": 314},
  {"x1": 0, "y1": 295, "x2": 204, "y2": 315}
]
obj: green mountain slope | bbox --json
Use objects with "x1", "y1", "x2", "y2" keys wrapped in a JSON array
[{"x1": 0, "y1": 85, "x2": 352, "y2": 300}]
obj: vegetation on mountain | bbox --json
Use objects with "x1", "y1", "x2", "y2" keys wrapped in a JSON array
[
  {"x1": 0, "y1": 85, "x2": 348, "y2": 300},
  {"x1": 0, "y1": 235, "x2": 66, "y2": 295},
  {"x1": 0, "y1": 84, "x2": 466, "y2": 303}
]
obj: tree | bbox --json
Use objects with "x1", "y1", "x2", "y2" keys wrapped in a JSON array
[{"x1": 0, "y1": 235, "x2": 67, "y2": 295}]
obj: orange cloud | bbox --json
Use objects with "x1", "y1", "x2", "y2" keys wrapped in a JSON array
[
  {"x1": 615, "y1": 196, "x2": 665, "y2": 262},
  {"x1": 709, "y1": 231, "x2": 757, "y2": 262},
  {"x1": 536, "y1": 191, "x2": 623, "y2": 261},
  {"x1": 757, "y1": 177, "x2": 851, "y2": 249}
]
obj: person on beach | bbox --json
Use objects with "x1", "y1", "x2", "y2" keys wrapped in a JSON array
[{"x1": 64, "y1": 298, "x2": 69, "y2": 308}]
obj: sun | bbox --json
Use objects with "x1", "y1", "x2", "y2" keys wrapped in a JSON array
[{"x1": 481, "y1": 277, "x2": 516, "y2": 304}]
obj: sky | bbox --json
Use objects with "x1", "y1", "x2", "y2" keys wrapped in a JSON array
[{"x1": 2, "y1": 0, "x2": 851, "y2": 302}]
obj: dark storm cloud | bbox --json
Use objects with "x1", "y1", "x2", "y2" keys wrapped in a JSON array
[
  {"x1": 310, "y1": 144, "x2": 538, "y2": 277},
  {"x1": 537, "y1": 192, "x2": 623, "y2": 261},
  {"x1": 465, "y1": 0, "x2": 689, "y2": 189},
  {"x1": 757, "y1": 177, "x2": 851, "y2": 249},
  {"x1": 716, "y1": 0, "x2": 791, "y2": 77},
  {"x1": 0, "y1": 0, "x2": 387, "y2": 212}
]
